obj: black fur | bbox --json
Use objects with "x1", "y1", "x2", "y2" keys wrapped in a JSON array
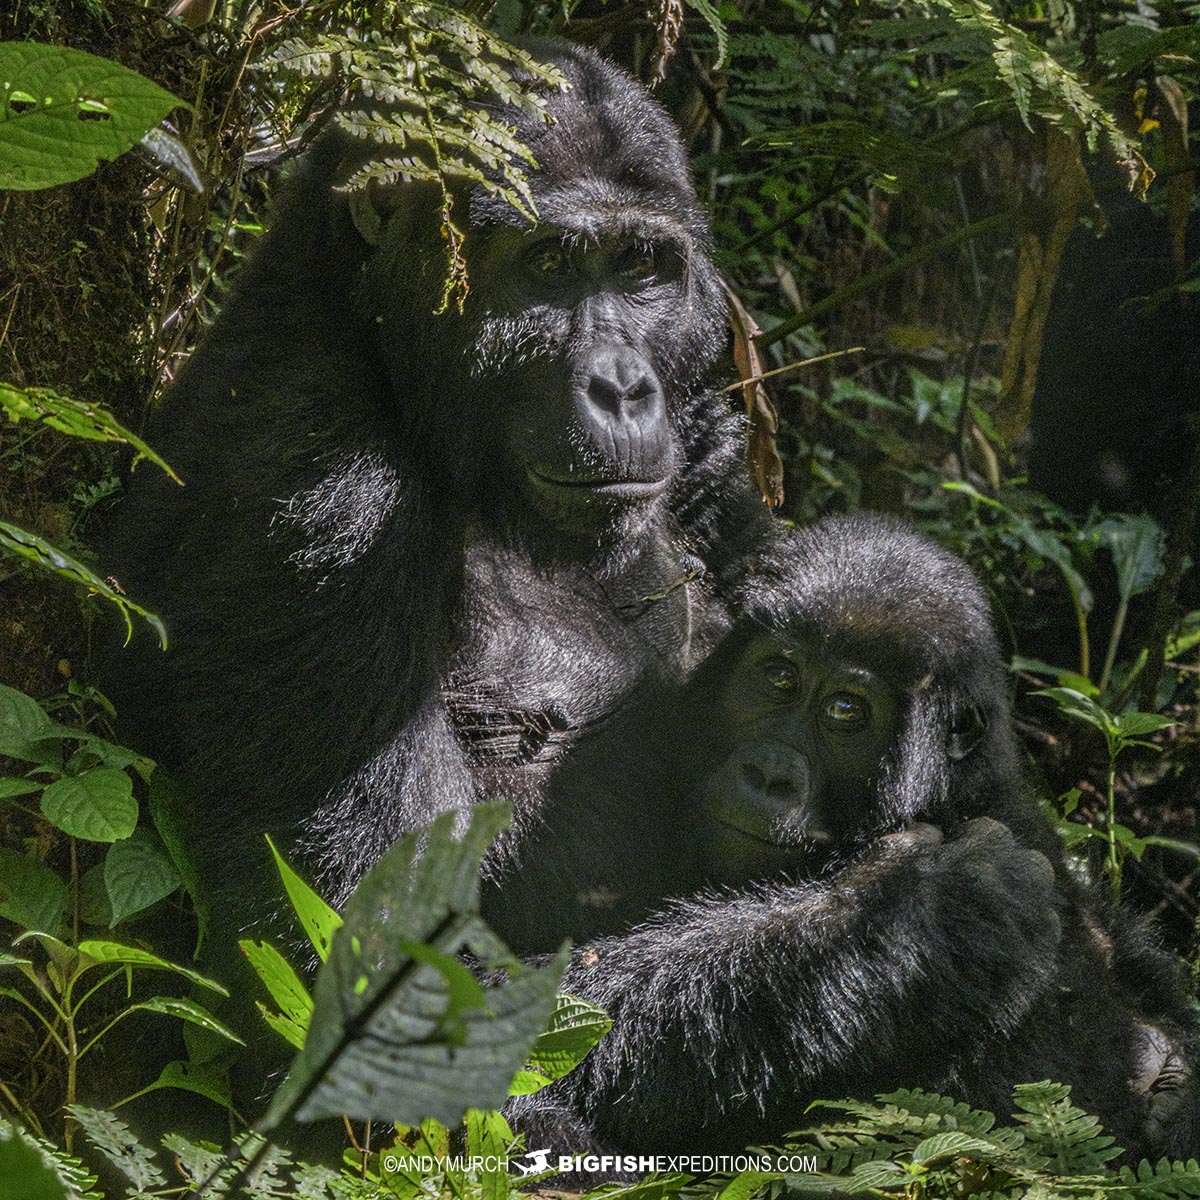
[
  {"x1": 505, "y1": 515, "x2": 1200, "y2": 1163},
  {"x1": 100, "y1": 41, "x2": 767, "y2": 987}
]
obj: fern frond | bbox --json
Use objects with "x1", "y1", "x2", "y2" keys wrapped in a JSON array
[
  {"x1": 1116, "y1": 1156, "x2": 1200, "y2": 1197},
  {"x1": 1010, "y1": 1081, "x2": 1122, "y2": 1174},
  {"x1": 65, "y1": 1104, "x2": 166, "y2": 1190}
]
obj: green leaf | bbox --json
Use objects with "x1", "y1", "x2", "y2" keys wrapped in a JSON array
[
  {"x1": 103, "y1": 831, "x2": 181, "y2": 923},
  {"x1": 1010, "y1": 656, "x2": 1098, "y2": 698},
  {"x1": 0, "y1": 1129, "x2": 71, "y2": 1200},
  {"x1": 125, "y1": 997, "x2": 244, "y2": 1044},
  {"x1": 1113, "y1": 711, "x2": 1175, "y2": 739},
  {"x1": 0, "y1": 42, "x2": 182, "y2": 190},
  {"x1": 141, "y1": 1060, "x2": 234, "y2": 1104},
  {"x1": 911, "y1": 1131, "x2": 1000, "y2": 1164},
  {"x1": 0, "y1": 521, "x2": 167, "y2": 648},
  {"x1": 1096, "y1": 515, "x2": 1165, "y2": 604},
  {"x1": 0, "y1": 684, "x2": 54, "y2": 762},
  {"x1": 517, "y1": 992, "x2": 610, "y2": 1091},
  {"x1": 41, "y1": 768, "x2": 137, "y2": 842},
  {"x1": 1032, "y1": 688, "x2": 1112, "y2": 735},
  {"x1": 240, "y1": 937, "x2": 314, "y2": 1045},
  {"x1": 75, "y1": 939, "x2": 228, "y2": 994},
  {"x1": 0, "y1": 777, "x2": 43, "y2": 800},
  {"x1": 0, "y1": 849, "x2": 66, "y2": 934},
  {"x1": 266, "y1": 803, "x2": 567, "y2": 1129},
  {"x1": 0, "y1": 383, "x2": 179, "y2": 480},
  {"x1": 266, "y1": 836, "x2": 342, "y2": 963}
]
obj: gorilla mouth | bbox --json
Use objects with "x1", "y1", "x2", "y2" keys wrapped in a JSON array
[
  {"x1": 527, "y1": 466, "x2": 670, "y2": 502},
  {"x1": 704, "y1": 795, "x2": 832, "y2": 850}
]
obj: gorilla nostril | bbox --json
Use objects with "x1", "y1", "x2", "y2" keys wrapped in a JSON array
[
  {"x1": 766, "y1": 776, "x2": 797, "y2": 798},
  {"x1": 741, "y1": 762, "x2": 767, "y2": 791},
  {"x1": 587, "y1": 375, "x2": 627, "y2": 414}
]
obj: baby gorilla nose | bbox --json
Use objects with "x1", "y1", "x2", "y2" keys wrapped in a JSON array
[
  {"x1": 738, "y1": 744, "x2": 809, "y2": 806},
  {"x1": 704, "y1": 743, "x2": 825, "y2": 851}
]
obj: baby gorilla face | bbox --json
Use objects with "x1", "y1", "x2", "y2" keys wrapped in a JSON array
[{"x1": 700, "y1": 629, "x2": 901, "y2": 885}]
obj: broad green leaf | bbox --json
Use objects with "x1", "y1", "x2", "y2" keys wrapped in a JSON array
[
  {"x1": 1114, "y1": 712, "x2": 1175, "y2": 738},
  {"x1": 912, "y1": 1131, "x2": 1002, "y2": 1164},
  {"x1": 267, "y1": 803, "x2": 567, "y2": 1128},
  {"x1": 1096, "y1": 515, "x2": 1165, "y2": 604},
  {"x1": 76, "y1": 939, "x2": 228, "y2": 994},
  {"x1": 266, "y1": 835, "x2": 342, "y2": 963},
  {"x1": 0, "y1": 383, "x2": 179, "y2": 480},
  {"x1": 0, "y1": 42, "x2": 182, "y2": 190},
  {"x1": 240, "y1": 937, "x2": 314, "y2": 1036},
  {"x1": 521, "y1": 992, "x2": 610, "y2": 1086},
  {"x1": 0, "y1": 848, "x2": 66, "y2": 933},
  {"x1": 104, "y1": 832, "x2": 182, "y2": 923},
  {"x1": 0, "y1": 521, "x2": 167, "y2": 648},
  {"x1": 0, "y1": 777, "x2": 43, "y2": 799},
  {"x1": 41, "y1": 768, "x2": 137, "y2": 842},
  {"x1": 465, "y1": 1107, "x2": 515, "y2": 1197},
  {"x1": 0, "y1": 684, "x2": 56, "y2": 763},
  {"x1": 1032, "y1": 688, "x2": 1112, "y2": 735},
  {"x1": 126, "y1": 997, "x2": 244, "y2": 1044},
  {"x1": 1010, "y1": 656, "x2": 1098, "y2": 698},
  {"x1": 137, "y1": 1060, "x2": 232, "y2": 1104},
  {"x1": 258, "y1": 1003, "x2": 308, "y2": 1051},
  {"x1": 0, "y1": 1128, "x2": 71, "y2": 1200}
]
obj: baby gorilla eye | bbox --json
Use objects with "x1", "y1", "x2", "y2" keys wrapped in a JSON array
[
  {"x1": 823, "y1": 692, "x2": 871, "y2": 725},
  {"x1": 763, "y1": 658, "x2": 799, "y2": 693}
]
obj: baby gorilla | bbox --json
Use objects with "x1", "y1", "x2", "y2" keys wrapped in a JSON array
[{"x1": 494, "y1": 513, "x2": 1200, "y2": 1163}]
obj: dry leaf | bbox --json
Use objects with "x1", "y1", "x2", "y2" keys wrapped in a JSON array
[{"x1": 721, "y1": 279, "x2": 784, "y2": 508}]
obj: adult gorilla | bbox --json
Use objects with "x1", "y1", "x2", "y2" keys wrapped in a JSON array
[
  {"x1": 102, "y1": 42, "x2": 766, "y2": 960},
  {"x1": 504, "y1": 516, "x2": 1199, "y2": 1164}
]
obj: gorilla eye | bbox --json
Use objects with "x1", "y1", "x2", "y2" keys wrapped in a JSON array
[
  {"x1": 528, "y1": 242, "x2": 571, "y2": 277},
  {"x1": 763, "y1": 659, "x2": 799, "y2": 693},
  {"x1": 823, "y1": 693, "x2": 871, "y2": 726},
  {"x1": 616, "y1": 246, "x2": 658, "y2": 283}
]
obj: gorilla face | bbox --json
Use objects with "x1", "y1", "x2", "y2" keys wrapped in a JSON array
[
  {"x1": 466, "y1": 220, "x2": 695, "y2": 540},
  {"x1": 349, "y1": 40, "x2": 726, "y2": 554},
  {"x1": 700, "y1": 628, "x2": 902, "y2": 884}
]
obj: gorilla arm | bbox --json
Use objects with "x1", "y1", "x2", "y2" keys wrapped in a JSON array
[{"x1": 514, "y1": 818, "x2": 1064, "y2": 1154}]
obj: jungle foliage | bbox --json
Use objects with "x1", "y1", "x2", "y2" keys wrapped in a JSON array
[{"x1": 3, "y1": 0, "x2": 1200, "y2": 1196}]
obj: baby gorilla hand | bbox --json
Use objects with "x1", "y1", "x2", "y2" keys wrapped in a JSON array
[{"x1": 876, "y1": 817, "x2": 1064, "y2": 1033}]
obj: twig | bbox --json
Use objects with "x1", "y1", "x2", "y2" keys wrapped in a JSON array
[{"x1": 720, "y1": 346, "x2": 865, "y2": 392}]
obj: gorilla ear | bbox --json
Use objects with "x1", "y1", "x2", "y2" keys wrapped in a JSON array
[
  {"x1": 947, "y1": 704, "x2": 987, "y2": 762},
  {"x1": 348, "y1": 187, "x2": 384, "y2": 246}
]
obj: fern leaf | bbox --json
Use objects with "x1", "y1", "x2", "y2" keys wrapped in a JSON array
[
  {"x1": 685, "y1": 0, "x2": 729, "y2": 67},
  {"x1": 65, "y1": 1105, "x2": 165, "y2": 1190},
  {"x1": 1010, "y1": 1082, "x2": 1121, "y2": 1174}
]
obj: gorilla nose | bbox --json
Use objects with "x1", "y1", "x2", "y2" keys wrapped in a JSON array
[
  {"x1": 739, "y1": 744, "x2": 809, "y2": 803},
  {"x1": 704, "y1": 742, "x2": 822, "y2": 848},
  {"x1": 586, "y1": 355, "x2": 660, "y2": 415},
  {"x1": 574, "y1": 346, "x2": 668, "y2": 471}
]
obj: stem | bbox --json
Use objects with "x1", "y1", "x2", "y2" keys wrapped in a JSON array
[
  {"x1": 1106, "y1": 756, "x2": 1121, "y2": 901},
  {"x1": 1072, "y1": 592, "x2": 1090, "y2": 683},
  {"x1": 0, "y1": 1079, "x2": 43, "y2": 1136},
  {"x1": 1098, "y1": 600, "x2": 1129, "y2": 696}
]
